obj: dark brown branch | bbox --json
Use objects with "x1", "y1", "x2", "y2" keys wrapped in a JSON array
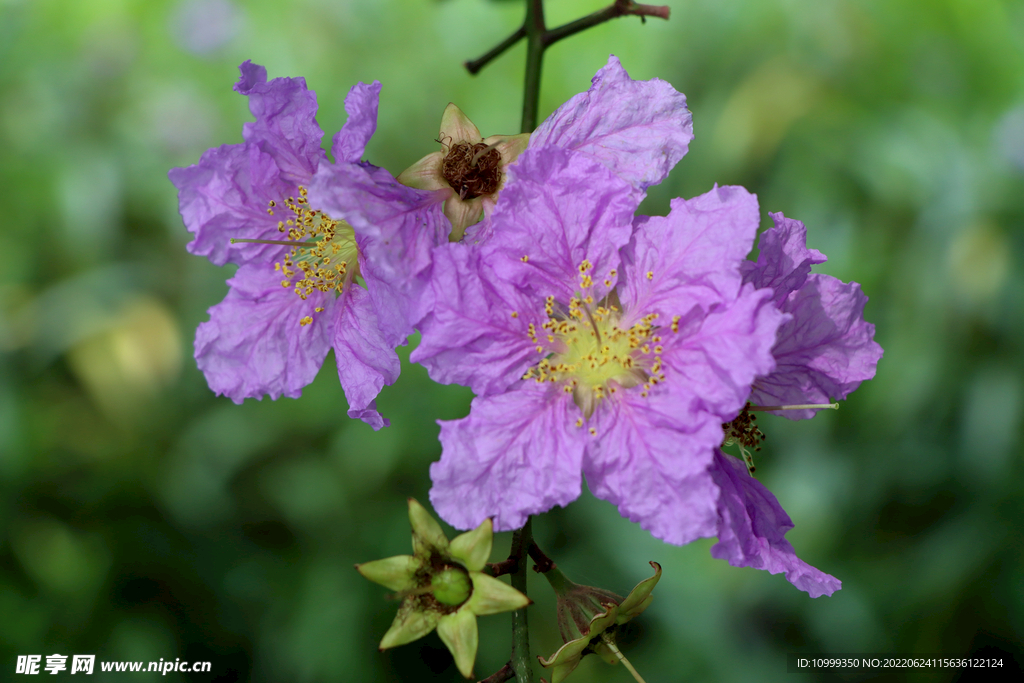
[
  {"x1": 527, "y1": 542, "x2": 555, "y2": 573},
  {"x1": 486, "y1": 557, "x2": 520, "y2": 577},
  {"x1": 478, "y1": 663, "x2": 515, "y2": 683},
  {"x1": 544, "y1": 0, "x2": 670, "y2": 47},
  {"x1": 465, "y1": 26, "x2": 527, "y2": 75},
  {"x1": 465, "y1": 0, "x2": 669, "y2": 80}
]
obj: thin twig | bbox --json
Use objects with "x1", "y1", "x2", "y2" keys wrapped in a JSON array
[
  {"x1": 465, "y1": 26, "x2": 527, "y2": 75},
  {"x1": 544, "y1": 0, "x2": 669, "y2": 47},
  {"x1": 487, "y1": 558, "x2": 519, "y2": 577},
  {"x1": 527, "y1": 542, "x2": 555, "y2": 573},
  {"x1": 478, "y1": 662, "x2": 515, "y2": 683}
]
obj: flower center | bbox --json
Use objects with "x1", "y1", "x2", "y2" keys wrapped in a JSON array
[
  {"x1": 441, "y1": 141, "x2": 502, "y2": 200},
  {"x1": 522, "y1": 262, "x2": 667, "y2": 419},
  {"x1": 430, "y1": 565, "x2": 472, "y2": 607}
]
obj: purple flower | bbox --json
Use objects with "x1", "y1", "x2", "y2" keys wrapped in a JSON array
[
  {"x1": 168, "y1": 62, "x2": 400, "y2": 429},
  {"x1": 415, "y1": 145, "x2": 796, "y2": 558},
  {"x1": 741, "y1": 213, "x2": 883, "y2": 419}
]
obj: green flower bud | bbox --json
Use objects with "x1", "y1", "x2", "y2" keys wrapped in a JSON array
[
  {"x1": 538, "y1": 562, "x2": 662, "y2": 683},
  {"x1": 432, "y1": 566, "x2": 472, "y2": 606}
]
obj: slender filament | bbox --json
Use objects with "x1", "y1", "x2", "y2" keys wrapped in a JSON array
[
  {"x1": 748, "y1": 403, "x2": 838, "y2": 412},
  {"x1": 600, "y1": 632, "x2": 648, "y2": 683},
  {"x1": 230, "y1": 238, "x2": 317, "y2": 247}
]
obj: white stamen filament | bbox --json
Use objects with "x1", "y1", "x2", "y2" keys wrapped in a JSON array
[
  {"x1": 748, "y1": 403, "x2": 838, "y2": 412},
  {"x1": 600, "y1": 632, "x2": 648, "y2": 683},
  {"x1": 230, "y1": 238, "x2": 317, "y2": 247}
]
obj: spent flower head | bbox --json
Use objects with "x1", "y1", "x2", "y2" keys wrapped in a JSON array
[
  {"x1": 397, "y1": 103, "x2": 530, "y2": 241},
  {"x1": 356, "y1": 499, "x2": 530, "y2": 678}
]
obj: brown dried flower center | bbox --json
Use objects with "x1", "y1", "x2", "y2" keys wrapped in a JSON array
[{"x1": 441, "y1": 142, "x2": 502, "y2": 200}]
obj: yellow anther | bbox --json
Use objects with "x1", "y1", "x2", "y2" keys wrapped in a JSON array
[
  {"x1": 299, "y1": 316, "x2": 313, "y2": 326},
  {"x1": 521, "y1": 255, "x2": 529, "y2": 262},
  {"x1": 511, "y1": 311, "x2": 519, "y2": 318},
  {"x1": 646, "y1": 271, "x2": 654, "y2": 280}
]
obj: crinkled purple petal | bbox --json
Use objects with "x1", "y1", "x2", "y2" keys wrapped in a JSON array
[
  {"x1": 195, "y1": 263, "x2": 332, "y2": 403},
  {"x1": 169, "y1": 143, "x2": 292, "y2": 267},
  {"x1": 619, "y1": 185, "x2": 760, "y2": 319},
  {"x1": 331, "y1": 81, "x2": 382, "y2": 164},
  {"x1": 483, "y1": 146, "x2": 637, "y2": 301},
  {"x1": 412, "y1": 243, "x2": 543, "y2": 396},
  {"x1": 233, "y1": 60, "x2": 326, "y2": 183},
  {"x1": 332, "y1": 285, "x2": 400, "y2": 430},
  {"x1": 430, "y1": 387, "x2": 584, "y2": 531},
  {"x1": 660, "y1": 283, "x2": 786, "y2": 419},
  {"x1": 751, "y1": 273, "x2": 883, "y2": 419},
  {"x1": 710, "y1": 450, "x2": 841, "y2": 597},
  {"x1": 309, "y1": 162, "x2": 447, "y2": 347},
  {"x1": 741, "y1": 213, "x2": 882, "y2": 418},
  {"x1": 741, "y1": 212, "x2": 826, "y2": 305},
  {"x1": 530, "y1": 55, "x2": 693, "y2": 190},
  {"x1": 584, "y1": 390, "x2": 724, "y2": 545}
]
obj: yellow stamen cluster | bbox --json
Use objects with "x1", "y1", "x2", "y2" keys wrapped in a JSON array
[
  {"x1": 272, "y1": 186, "x2": 359, "y2": 306},
  {"x1": 521, "y1": 262, "x2": 671, "y2": 419}
]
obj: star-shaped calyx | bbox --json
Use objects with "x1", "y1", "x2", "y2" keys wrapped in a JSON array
[
  {"x1": 356, "y1": 498, "x2": 530, "y2": 678},
  {"x1": 397, "y1": 103, "x2": 529, "y2": 241}
]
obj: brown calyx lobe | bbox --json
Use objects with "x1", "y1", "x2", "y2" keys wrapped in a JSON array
[{"x1": 441, "y1": 142, "x2": 502, "y2": 200}]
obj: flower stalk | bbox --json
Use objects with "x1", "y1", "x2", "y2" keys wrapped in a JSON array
[{"x1": 509, "y1": 517, "x2": 534, "y2": 683}]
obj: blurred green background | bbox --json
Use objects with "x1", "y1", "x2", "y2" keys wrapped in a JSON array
[{"x1": 1, "y1": 0, "x2": 1022, "y2": 681}]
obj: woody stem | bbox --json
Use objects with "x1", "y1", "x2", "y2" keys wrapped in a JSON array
[
  {"x1": 509, "y1": 517, "x2": 534, "y2": 683},
  {"x1": 521, "y1": 0, "x2": 546, "y2": 133}
]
